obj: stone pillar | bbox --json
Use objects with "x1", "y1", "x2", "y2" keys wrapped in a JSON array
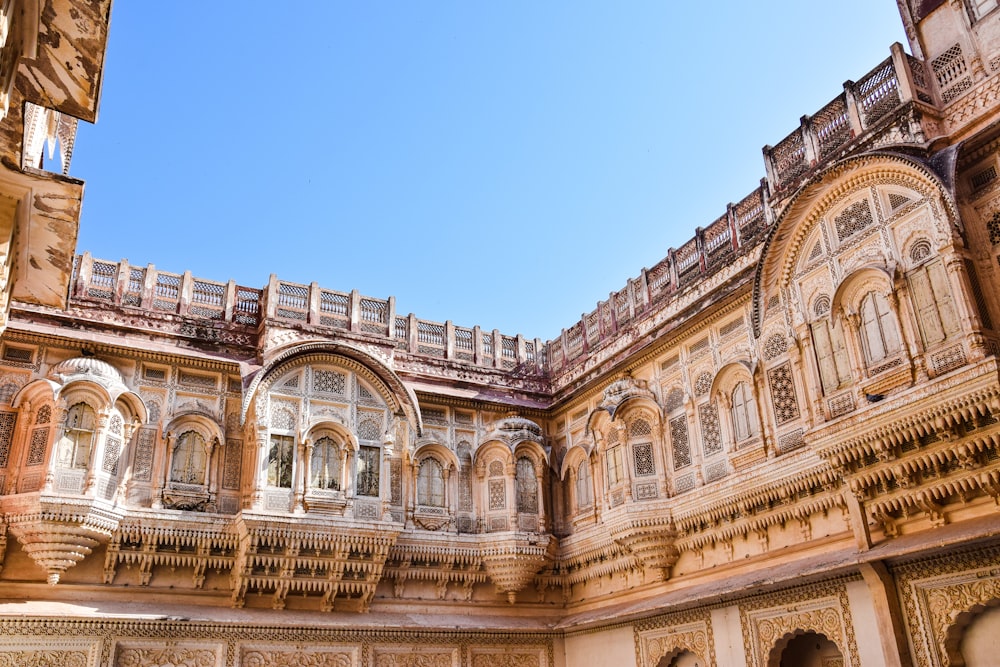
[
  {"x1": 295, "y1": 438, "x2": 311, "y2": 514},
  {"x1": 859, "y1": 560, "x2": 914, "y2": 667},
  {"x1": 153, "y1": 431, "x2": 174, "y2": 509},
  {"x1": 795, "y1": 322, "x2": 827, "y2": 423}
]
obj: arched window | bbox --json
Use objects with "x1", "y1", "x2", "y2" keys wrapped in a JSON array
[
  {"x1": 515, "y1": 457, "x2": 537, "y2": 513},
  {"x1": 267, "y1": 434, "x2": 294, "y2": 488},
  {"x1": 417, "y1": 458, "x2": 445, "y2": 507},
  {"x1": 575, "y1": 459, "x2": 593, "y2": 508},
  {"x1": 58, "y1": 402, "x2": 96, "y2": 469},
  {"x1": 356, "y1": 445, "x2": 380, "y2": 497},
  {"x1": 310, "y1": 436, "x2": 341, "y2": 490},
  {"x1": 606, "y1": 427, "x2": 624, "y2": 487},
  {"x1": 170, "y1": 430, "x2": 207, "y2": 484},
  {"x1": 907, "y1": 257, "x2": 960, "y2": 347},
  {"x1": 811, "y1": 319, "x2": 852, "y2": 393},
  {"x1": 859, "y1": 291, "x2": 901, "y2": 365},
  {"x1": 730, "y1": 381, "x2": 759, "y2": 442}
]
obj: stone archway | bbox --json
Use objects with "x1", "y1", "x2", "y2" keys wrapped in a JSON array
[
  {"x1": 945, "y1": 601, "x2": 1000, "y2": 667},
  {"x1": 656, "y1": 648, "x2": 705, "y2": 667},
  {"x1": 768, "y1": 630, "x2": 844, "y2": 667}
]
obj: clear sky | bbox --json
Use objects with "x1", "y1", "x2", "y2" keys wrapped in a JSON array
[{"x1": 71, "y1": 2, "x2": 907, "y2": 343}]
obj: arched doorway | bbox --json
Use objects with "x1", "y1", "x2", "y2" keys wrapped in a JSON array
[
  {"x1": 770, "y1": 630, "x2": 844, "y2": 667},
  {"x1": 947, "y1": 602, "x2": 1000, "y2": 667},
  {"x1": 657, "y1": 649, "x2": 704, "y2": 667}
]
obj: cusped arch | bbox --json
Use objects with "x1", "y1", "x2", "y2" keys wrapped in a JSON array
[
  {"x1": 114, "y1": 392, "x2": 149, "y2": 426},
  {"x1": 12, "y1": 378, "x2": 58, "y2": 409},
  {"x1": 559, "y1": 444, "x2": 593, "y2": 481},
  {"x1": 709, "y1": 360, "x2": 755, "y2": 404},
  {"x1": 831, "y1": 265, "x2": 895, "y2": 319},
  {"x1": 512, "y1": 440, "x2": 548, "y2": 469},
  {"x1": 305, "y1": 419, "x2": 358, "y2": 452},
  {"x1": 943, "y1": 597, "x2": 1000, "y2": 667},
  {"x1": 474, "y1": 439, "x2": 513, "y2": 471},
  {"x1": 753, "y1": 151, "x2": 959, "y2": 337},
  {"x1": 413, "y1": 441, "x2": 459, "y2": 470},
  {"x1": 241, "y1": 342, "x2": 421, "y2": 435},
  {"x1": 766, "y1": 629, "x2": 844, "y2": 667},
  {"x1": 164, "y1": 412, "x2": 224, "y2": 446},
  {"x1": 655, "y1": 648, "x2": 706, "y2": 667}
]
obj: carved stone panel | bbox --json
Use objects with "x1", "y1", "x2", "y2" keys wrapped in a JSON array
[
  {"x1": 239, "y1": 642, "x2": 359, "y2": 667},
  {"x1": 0, "y1": 638, "x2": 101, "y2": 667},
  {"x1": 113, "y1": 640, "x2": 225, "y2": 667},
  {"x1": 739, "y1": 581, "x2": 859, "y2": 667}
]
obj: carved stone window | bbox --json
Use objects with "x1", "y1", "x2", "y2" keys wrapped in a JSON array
[
  {"x1": 811, "y1": 317, "x2": 852, "y2": 394},
  {"x1": 356, "y1": 445, "x2": 380, "y2": 497},
  {"x1": 606, "y1": 445, "x2": 624, "y2": 487},
  {"x1": 58, "y1": 402, "x2": 95, "y2": 469},
  {"x1": 768, "y1": 362, "x2": 801, "y2": 425},
  {"x1": 859, "y1": 291, "x2": 901, "y2": 365},
  {"x1": 731, "y1": 381, "x2": 759, "y2": 442},
  {"x1": 457, "y1": 442, "x2": 473, "y2": 511},
  {"x1": 575, "y1": 459, "x2": 593, "y2": 508},
  {"x1": 970, "y1": 0, "x2": 999, "y2": 22},
  {"x1": 669, "y1": 415, "x2": 691, "y2": 470},
  {"x1": 268, "y1": 434, "x2": 294, "y2": 488},
  {"x1": 417, "y1": 458, "x2": 445, "y2": 507},
  {"x1": 0, "y1": 410, "x2": 15, "y2": 467},
  {"x1": 310, "y1": 436, "x2": 341, "y2": 490},
  {"x1": 834, "y1": 199, "x2": 874, "y2": 242},
  {"x1": 699, "y1": 402, "x2": 722, "y2": 456},
  {"x1": 907, "y1": 258, "x2": 960, "y2": 348},
  {"x1": 170, "y1": 430, "x2": 208, "y2": 485},
  {"x1": 515, "y1": 457, "x2": 537, "y2": 514}
]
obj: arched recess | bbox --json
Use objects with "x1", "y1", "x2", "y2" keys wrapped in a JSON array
[
  {"x1": 559, "y1": 444, "x2": 595, "y2": 521},
  {"x1": 160, "y1": 412, "x2": 225, "y2": 511},
  {"x1": 766, "y1": 630, "x2": 845, "y2": 667},
  {"x1": 410, "y1": 441, "x2": 460, "y2": 530},
  {"x1": 475, "y1": 439, "x2": 515, "y2": 533},
  {"x1": 752, "y1": 151, "x2": 961, "y2": 339},
  {"x1": 615, "y1": 404, "x2": 663, "y2": 500},
  {"x1": 241, "y1": 342, "x2": 421, "y2": 436},
  {"x1": 711, "y1": 360, "x2": 763, "y2": 452},
  {"x1": 26, "y1": 357, "x2": 147, "y2": 499},
  {"x1": 944, "y1": 598, "x2": 1000, "y2": 667},
  {"x1": 655, "y1": 649, "x2": 706, "y2": 667}
]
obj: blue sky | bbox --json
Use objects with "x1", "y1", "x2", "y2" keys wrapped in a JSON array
[{"x1": 71, "y1": 3, "x2": 907, "y2": 342}]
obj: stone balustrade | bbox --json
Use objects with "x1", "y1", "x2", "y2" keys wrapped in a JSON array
[
  {"x1": 70, "y1": 253, "x2": 544, "y2": 374},
  {"x1": 71, "y1": 45, "x2": 932, "y2": 384},
  {"x1": 546, "y1": 43, "x2": 932, "y2": 375}
]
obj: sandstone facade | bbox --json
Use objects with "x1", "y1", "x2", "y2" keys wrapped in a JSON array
[{"x1": 1, "y1": 1, "x2": 1000, "y2": 666}]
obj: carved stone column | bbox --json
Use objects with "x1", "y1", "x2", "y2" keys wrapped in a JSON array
[
  {"x1": 295, "y1": 438, "x2": 311, "y2": 514},
  {"x1": 82, "y1": 408, "x2": 110, "y2": 495},
  {"x1": 152, "y1": 430, "x2": 174, "y2": 509},
  {"x1": 859, "y1": 560, "x2": 914, "y2": 667},
  {"x1": 946, "y1": 255, "x2": 988, "y2": 361}
]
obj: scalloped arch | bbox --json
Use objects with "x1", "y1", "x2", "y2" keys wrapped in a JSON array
[
  {"x1": 240, "y1": 342, "x2": 421, "y2": 436},
  {"x1": 752, "y1": 151, "x2": 958, "y2": 337}
]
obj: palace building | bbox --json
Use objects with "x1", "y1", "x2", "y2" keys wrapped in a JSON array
[{"x1": 1, "y1": 1, "x2": 1000, "y2": 666}]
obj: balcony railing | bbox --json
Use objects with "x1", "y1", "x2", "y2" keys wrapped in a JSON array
[
  {"x1": 547, "y1": 43, "x2": 931, "y2": 375},
  {"x1": 70, "y1": 253, "x2": 544, "y2": 375}
]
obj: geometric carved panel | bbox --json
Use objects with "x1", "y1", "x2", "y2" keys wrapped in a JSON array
[
  {"x1": 767, "y1": 362, "x2": 800, "y2": 425},
  {"x1": 133, "y1": 427, "x2": 156, "y2": 482},
  {"x1": 223, "y1": 438, "x2": 242, "y2": 490}
]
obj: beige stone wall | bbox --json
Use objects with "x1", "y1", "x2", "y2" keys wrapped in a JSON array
[{"x1": 564, "y1": 626, "x2": 636, "y2": 667}]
